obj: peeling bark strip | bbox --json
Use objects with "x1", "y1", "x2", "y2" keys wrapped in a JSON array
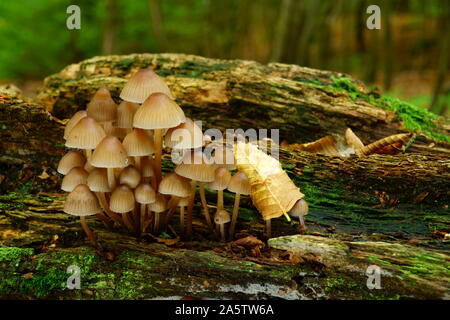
[{"x1": 37, "y1": 53, "x2": 448, "y2": 152}]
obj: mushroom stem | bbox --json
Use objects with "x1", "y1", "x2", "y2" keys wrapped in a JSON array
[
  {"x1": 140, "y1": 204, "x2": 146, "y2": 234},
  {"x1": 217, "y1": 190, "x2": 224, "y2": 210},
  {"x1": 153, "y1": 128, "x2": 163, "y2": 188},
  {"x1": 199, "y1": 182, "x2": 213, "y2": 230},
  {"x1": 186, "y1": 182, "x2": 196, "y2": 239},
  {"x1": 154, "y1": 212, "x2": 161, "y2": 234},
  {"x1": 134, "y1": 156, "x2": 141, "y2": 171},
  {"x1": 107, "y1": 167, "x2": 116, "y2": 190},
  {"x1": 84, "y1": 149, "x2": 92, "y2": 162},
  {"x1": 180, "y1": 206, "x2": 185, "y2": 237},
  {"x1": 96, "y1": 192, "x2": 124, "y2": 227},
  {"x1": 229, "y1": 193, "x2": 241, "y2": 238},
  {"x1": 121, "y1": 212, "x2": 134, "y2": 232},
  {"x1": 80, "y1": 216, "x2": 97, "y2": 246},
  {"x1": 220, "y1": 223, "x2": 226, "y2": 242},
  {"x1": 95, "y1": 212, "x2": 113, "y2": 228},
  {"x1": 298, "y1": 215, "x2": 307, "y2": 233},
  {"x1": 165, "y1": 196, "x2": 180, "y2": 228},
  {"x1": 265, "y1": 219, "x2": 272, "y2": 239}
]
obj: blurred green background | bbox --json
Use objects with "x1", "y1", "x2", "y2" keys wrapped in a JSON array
[{"x1": 0, "y1": 0, "x2": 448, "y2": 115}]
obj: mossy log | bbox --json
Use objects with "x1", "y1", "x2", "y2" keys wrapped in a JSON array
[{"x1": 0, "y1": 54, "x2": 449, "y2": 299}]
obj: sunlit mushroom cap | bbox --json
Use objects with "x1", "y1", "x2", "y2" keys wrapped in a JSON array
[
  {"x1": 63, "y1": 184, "x2": 101, "y2": 216},
  {"x1": 64, "y1": 110, "x2": 87, "y2": 140},
  {"x1": 90, "y1": 136, "x2": 129, "y2": 168},
  {"x1": 58, "y1": 150, "x2": 86, "y2": 175},
  {"x1": 86, "y1": 87, "x2": 117, "y2": 123},
  {"x1": 208, "y1": 167, "x2": 231, "y2": 191},
  {"x1": 65, "y1": 117, "x2": 106, "y2": 150},
  {"x1": 158, "y1": 172, "x2": 192, "y2": 198},
  {"x1": 174, "y1": 150, "x2": 215, "y2": 182},
  {"x1": 133, "y1": 92, "x2": 185, "y2": 130},
  {"x1": 120, "y1": 69, "x2": 174, "y2": 103},
  {"x1": 214, "y1": 209, "x2": 231, "y2": 224},
  {"x1": 164, "y1": 118, "x2": 204, "y2": 149},
  {"x1": 117, "y1": 101, "x2": 139, "y2": 129},
  {"x1": 87, "y1": 168, "x2": 110, "y2": 192},
  {"x1": 61, "y1": 167, "x2": 89, "y2": 192},
  {"x1": 123, "y1": 128, "x2": 155, "y2": 156},
  {"x1": 134, "y1": 183, "x2": 156, "y2": 204},
  {"x1": 149, "y1": 194, "x2": 167, "y2": 213},
  {"x1": 140, "y1": 157, "x2": 154, "y2": 178},
  {"x1": 228, "y1": 171, "x2": 251, "y2": 195},
  {"x1": 290, "y1": 198, "x2": 308, "y2": 217},
  {"x1": 109, "y1": 185, "x2": 135, "y2": 213},
  {"x1": 119, "y1": 165, "x2": 141, "y2": 189}
]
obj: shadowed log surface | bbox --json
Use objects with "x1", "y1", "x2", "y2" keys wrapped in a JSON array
[{"x1": 0, "y1": 54, "x2": 449, "y2": 299}]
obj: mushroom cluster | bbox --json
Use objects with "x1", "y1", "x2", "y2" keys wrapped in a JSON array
[{"x1": 58, "y1": 69, "x2": 261, "y2": 245}]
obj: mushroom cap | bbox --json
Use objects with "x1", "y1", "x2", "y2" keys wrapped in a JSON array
[
  {"x1": 228, "y1": 171, "x2": 251, "y2": 195},
  {"x1": 109, "y1": 185, "x2": 135, "y2": 213},
  {"x1": 174, "y1": 150, "x2": 215, "y2": 182},
  {"x1": 63, "y1": 184, "x2": 101, "y2": 216},
  {"x1": 61, "y1": 167, "x2": 89, "y2": 192},
  {"x1": 134, "y1": 183, "x2": 156, "y2": 204},
  {"x1": 290, "y1": 198, "x2": 308, "y2": 217},
  {"x1": 177, "y1": 196, "x2": 190, "y2": 207},
  {"x1": 212, "y1": 145, "x2": 237, "y2": 170},
  {"x1": 208, "y1": 167, "x2": 231, "y2": 191},
  {"x1": 57, "y1": 150, "x2": 86, "y2": 175},
  {"x1": 133, "y1": 92, "x2": 185, "y2": 130},
  {"x1": 64, "y1": 110, "x2": 87, "y2": 140},
  {"x1": 117, "y1": 101, "x2": 139, "y2": 129},
  {"x1": 149, "y1": 194, "x2": 167, "y2": 213},
  {"x1": 158, "y1": 172, "x2": 192, "y2": 198},
  {"x1": 90, "y1": 136, "x2": 129, "y2": 168},
  {"x1": 86, "y1": 87, "x2": 117, "y2": 123},
  {"x1": 214, "y1": 209, "x2": 231, "y2": 224},
  {"x1": 87, "y1": 168, "x2": 111, "y2": 192},
  {"x1": 140, "y1": 157, "x2": 155, "y2": 178},
  {"x1": 164, "y1": 118, "x2": 204, "y2": 149},
  {"x1": 65, "y1": 117, "x2": 106, "y2": 150},
  {"x1": 123, "y1": 128, "x2": 155, "y2": 156},
  {"x1": 119, "y1": 165, "x2": 141, "y2": 189},
  {"x1": 120, "y1": 69, "x2": 174, "y2": 103},
  {"x1": 110, "y1": 127, "x2": 129, "y2": 140}
]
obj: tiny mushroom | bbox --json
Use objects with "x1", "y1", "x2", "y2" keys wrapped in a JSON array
[
  {"x1": 289, "y1": 198, "x2": 309, "y2": 233},
  {"x1": 134, "y1": 183, "x2": 156, "y2": 234},
  {"x1": 120, "y1": 69, "x2": 174, "y2": 103},
  {"x1": 64, "y1": 110, "x2": 87, "y2": 140},
  {"x1": 214, "y1": 209, "x2": 231, "y2": 241},
  {"x1": 122, "y1": 128, "x2": 155, "y2": 170},
  {"x1": 86, "y1": 87, "x2": 117, "y2": 135},
  {"x1": 57, "y1": 150, "x2": 86, "y2": 175},
  {"x1": 228, "y1": 171, "x2": 251, "y2": 238},
  {"x1": 65, "y1": 117, "x2": 106, "y2": 161},
  {"x1": 109, "y1": 185, "x2": 136, "y2": 232},
  {"x1": 149, "y1": 194, "x2": 168, "y2": 234}
]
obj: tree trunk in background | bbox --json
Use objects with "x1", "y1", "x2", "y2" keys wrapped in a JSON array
[
  {"x1": 431, "y1": 0, "x2": 449, "y2": 114},
  {"x1": 295, "y1": 0, "x2": 321, "y2": 67},
  {"x1": 148, "y1": 0, "x2": 166, "y2": 52},
  {"x1": 355, "y1": 0, "x2": 367, "y2": 54},
  {"x1": 270, "y1": 0, "x2": 292, "y2": 62},
  {"x1": 383, "y1": 0, "x2": 393, "y2": 91},
  {"x1": 101, "y1": 0, "x2": 118, "y2": 55}
]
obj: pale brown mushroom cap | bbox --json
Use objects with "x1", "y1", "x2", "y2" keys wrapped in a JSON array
[
  {"x1": 110, "y1": 127, "x2": 129, "y2": 140},
  {"x1": 123, "y1": 128, "x2": 155, "y2": 156},
  {"x1": 64, "y1": 110, "x2": 87, "y2": 140},
  {"x1": 86, "y1": 87, "x2": 117, "y2": 123},
  {"x1": 109, "y1": 185, "x2": 135, "y2": 213},
  {"x1": 149, "y1": 194, "x2": 168, "y2": 213},
  {"x1": 65, "y1": 117, "x2": 106, "y2": 150},
  {"x1": 120, "y1": 69, "x2": 174, "y2": 103},
  {"x1": 87, "y1": 168, "x2": 110, "y2": 192},
  {"x1": 140, "y1": 157, "x2": 155, "y2": 178},
  {"x1": 214, "y1": 209, "x2": 231, "y2": 224},
  {"x1": 228, "y1": 171, "x2": 251, "y2": 195},
  {"x1": 64, "y1": 184, "x2": 102, "y2": 216},
  {"x1": 208, "y1": 167, "x2": 231, "y2": 191},
  {"x1": 134, "y1": 183, "x2": 156, "y2": 204},
  {"x1": 90, "y1": 136, "x2": 129, "y2": 168},
  {"x1": 119, "y1": 165, "x2": 141, "y2": 189},
  {"x1": 61, "y1": 167, "x2": 89, "y2": 192},
  {"x1": 212, "y1": 145, "x2": 237, "y2": 170},
  {"x1": 117, "y1": 101, "x2": 139, "y2": 129},
  {"x1": 177, "y1": 196, "x2": 190, "y2": 207},
  {"x1": 290, "y1": 198, "x2": 308, "y2": 217},
  {"x1": 164, "y1": 118, "x2": 204, "y2": 149},
  {"x1": 174, "y1": 150, "x2": 215, "y2": 182},
  {"x1": 158, "y1": 172, "x2": 192, "y2": 198},
  {"x1": 58, "y1": 150, "x2": 86, "y2": 175},
  {"x1": 133, "y1": 92, "x2": 185, "y2": 130}
]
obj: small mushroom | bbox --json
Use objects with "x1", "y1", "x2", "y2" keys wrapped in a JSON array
[
  {"x1": 63, "y1": 184, "x2": 102, "y2": 246},
  {"x1": 214, "y1": 209, "x2": 231, "y2": 241},
  {"x1": 65, "y1": 117, "x2": 106, "y2": 161},
  {"x1": 120, "y1": 69, "x2": 174, "y2": 103},
  {"x1": 61, "y1": 167, "x2": 88, "y2": 192},
  {"x1": 122, "y1": 128, "x2": 155, "y2": 170},
  {"x1": 86, "y1": 87, "x2": 117, "y2": 135},
  {"x1": 117, "y1": 101, "x2": 139, "y2": 134},
  {"x1": 90, "y1": 136, "x2": 129, "y2": 190},
  {"x1": 135, "y1": 183, "x2": 156, "y2": 234},
  {"x1": 227, "y1": 171, "x2": 251, "y2": 238},
  {"x1": 109, "y1": 185, "x2": 136, "y2": 233},
  {"x1": 149, "y1": 194, "x2": 168, "y2": 234},
  {"x1": 165, "y1": 118, "x2": 204, "y2": 150},
  {"x1": 119, "y1": 165, "x2": 141, "y2": 189},
  {"x1": 290, "y1": 198, "x2": 309, "y2": 233},
  {"x1": 64, "y1": 110, "x2": 87, "y2": 140},
  {"x1": 57, "y1": 150, "x2": 86, "y2": 175},
  {"x1": 176, "y1": 196, "x2": 190, "y2": 237}
]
